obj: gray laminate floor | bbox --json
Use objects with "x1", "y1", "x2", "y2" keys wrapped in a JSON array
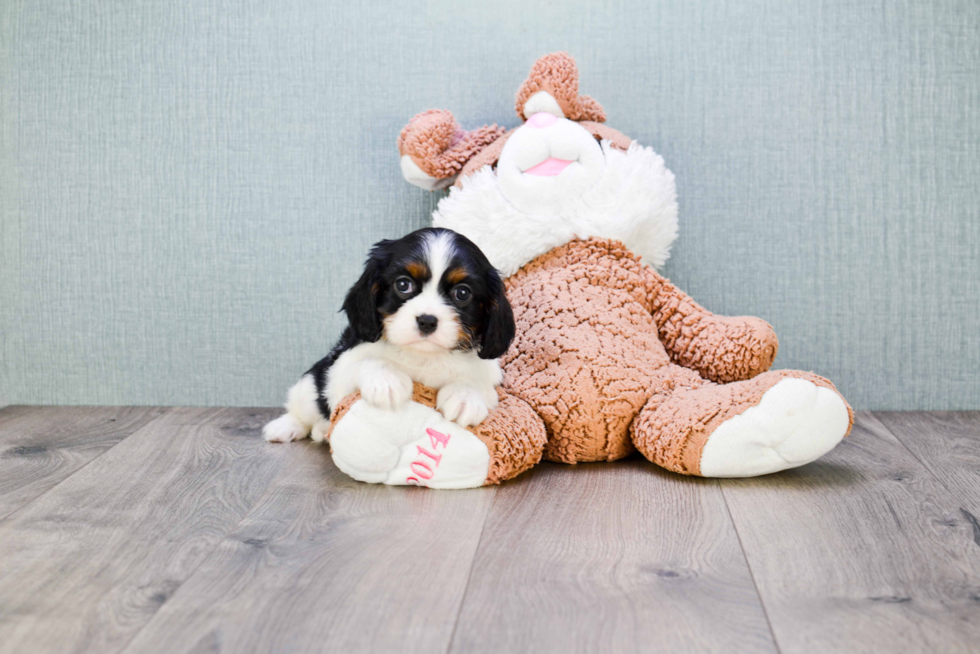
[{"x1": 0, "y1": 406, "x2": 978, "y2": 653}]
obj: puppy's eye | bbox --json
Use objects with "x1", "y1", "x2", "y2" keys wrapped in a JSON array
[
  {"x1": 394, "y1": 277, "x2": 415, "y2": 296},
  {"x1": 452, "y1": 285, "x2": 472, "y2": 305}
]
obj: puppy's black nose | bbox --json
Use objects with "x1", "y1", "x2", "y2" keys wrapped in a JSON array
[{"x1": 416, "y1": 314, "x2": 438, "y2": 335}]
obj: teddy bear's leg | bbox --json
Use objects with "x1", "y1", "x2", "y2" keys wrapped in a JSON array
[
  {"x1": 325, "y1": 384, "x2": 547, "y2": 488},
  {"x1": 631, "y1": 369, "x2": 853, "y2": 477}
]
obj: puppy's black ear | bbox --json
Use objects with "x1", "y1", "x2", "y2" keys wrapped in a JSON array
[
  {"x1": 478, "y1": 270, "x2": 515, "y2": 360},
  {"x1": 341, "y1": 241, "x2": 390, "y2": 343}
]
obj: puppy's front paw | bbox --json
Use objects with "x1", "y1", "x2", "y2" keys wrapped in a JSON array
[
  {"x1": 437, "y1": 384, "x2": 490, "y2": 427},
  {"x1": 360, "y1": 366, "x2": 413, "y2": 410}
]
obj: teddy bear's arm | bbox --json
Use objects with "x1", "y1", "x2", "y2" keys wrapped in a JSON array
[
  {"x1": 642, "y1": 267, "x2": 778, "y2": 383},
  {"x1": 398, "y1": 110, "x2": 507, "y2": 190}
]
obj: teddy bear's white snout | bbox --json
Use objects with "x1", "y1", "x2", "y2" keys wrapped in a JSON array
[{"x1": 496, "y1": 118, "x2": 605, "y2": 215}]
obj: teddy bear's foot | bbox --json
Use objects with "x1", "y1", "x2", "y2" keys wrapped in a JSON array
[
  {"x1": 327, "y1": 384, "x2": 549, "y2": 487},
  {"x1": 328, "y1": 398, "x2": 490, "y2": 489},
  {"x1": 698, "y1": 377, "x2": 850, "y2": 477},
  {"x1": 632, "y1": 371, "x2": 853, "y2": 477}
]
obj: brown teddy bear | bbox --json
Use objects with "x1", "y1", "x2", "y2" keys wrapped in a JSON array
[{"x1": 325, "y1": 53, "x2": 853, "y2": 487}]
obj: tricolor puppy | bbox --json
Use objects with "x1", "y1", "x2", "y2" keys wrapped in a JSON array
[{"x1": 263, "y1": 227, "x2": 515, "y2": 444}]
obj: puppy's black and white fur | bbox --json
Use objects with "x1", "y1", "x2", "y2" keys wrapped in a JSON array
[{"x1": 263, "y1": 228, "x2": 515, "y2": 443}]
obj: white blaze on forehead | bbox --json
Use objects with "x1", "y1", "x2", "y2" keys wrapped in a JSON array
[
  {"x1": 383, "y1": 231, "x2": 462, "y2": 351},
  {"x1": 423, "y1": 229, "x2": 456, "y2": 283}
]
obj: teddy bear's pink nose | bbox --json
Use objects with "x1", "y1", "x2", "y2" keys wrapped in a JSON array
[{"x1": 526, "y1": 112, "x2": 559, "y2": 129}]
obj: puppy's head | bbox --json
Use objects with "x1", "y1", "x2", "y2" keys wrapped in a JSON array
[{"x1": 342, "y1": 228, "x2": 515, "y2": 359}]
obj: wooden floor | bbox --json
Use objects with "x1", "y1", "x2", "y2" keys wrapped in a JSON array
[{"x1": 0, "y1": 408, "x2": 978, "y2": 653}]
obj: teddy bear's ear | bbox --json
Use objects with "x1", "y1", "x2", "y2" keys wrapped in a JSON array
[
  {"x1": 515, "y1": 52, "x2": 606, "y2": 123},
  {"x1": 522, "y1": 90, "x2": 566, "y2": 120},
  {"x1": 397, "y1": 109, "x2": 507, "y2": 191}
]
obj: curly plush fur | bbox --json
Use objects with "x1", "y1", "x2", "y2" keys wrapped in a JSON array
[
  {"x1": 398, "y1": 109, "x2": 507, "y2": 180},
  {"x1": 514, "y1": 52, "x2": 607, "y2": 122}
]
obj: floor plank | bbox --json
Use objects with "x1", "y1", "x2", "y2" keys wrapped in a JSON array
[
  {"x1": 875, "y1": 411, "x2": 980, "y2": 515},
  {"x1": 4, "y1": 408, "x2": 978, "y2": 653},
  {"x1": 0, "y1": 407, "x2": 286, "y2": 654},
  {"x1": 0, "y1": 406, "x2": 167, "y2": 521},
  {"x1": 448, "y1": 460, "x2": 777, "y2": 654},
  {"x1": 720, "y1": 411, "x2": 980, "y2": 653},
  {"x1": 119, "y1": 444, "x2": 496, "y2": 654}
]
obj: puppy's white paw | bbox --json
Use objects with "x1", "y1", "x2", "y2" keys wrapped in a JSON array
[
  {"x1": 436, "y1": 384, "x2": 490, "y2": 427},
  {"x1": 360, "y1": 366, "x2": 413, "y2": 410},
  {"x1": 263, "y1": 414, "x2": 310, "y2": 443}
]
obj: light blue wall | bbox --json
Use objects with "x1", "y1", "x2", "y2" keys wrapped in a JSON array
[{"x1": 2, "y1": 0, "x2": 978, "y2": 409}]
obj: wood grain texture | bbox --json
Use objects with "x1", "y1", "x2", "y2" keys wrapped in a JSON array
[
  {"x1": 720, "y1": 411, "x2": 980, "y2": 653},
  {"x1": 0, "y1": 407, "x2": 285, "y2": 654},
  {"x1": 119, "y1": 443, "x2": 496, "y2": 654},
  {"x1": 0, "y1": 406, "x2": 167, "y2": 521},
  {"x1": 4, "y1": 408, "x2": 980, "y2": 653},
  {"x1": 875, "y1": 411, "x2": 980, "y2": 516},
  {"x1": 448, "y1": 460, "x2": 777, "y2": 654}
]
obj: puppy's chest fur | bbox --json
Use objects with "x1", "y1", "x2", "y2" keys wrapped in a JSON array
[{"x1": 326, "y1": 340, "x2": 502, "y2": 411}]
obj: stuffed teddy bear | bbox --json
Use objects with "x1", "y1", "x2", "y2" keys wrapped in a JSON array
[{"x1": 325, "y1": 52, "x2": 853, "y2": 488}]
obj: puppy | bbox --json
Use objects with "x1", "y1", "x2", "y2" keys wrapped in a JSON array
[{"x1": 263, "y1": 227, "x2": 515, "y2": 443}]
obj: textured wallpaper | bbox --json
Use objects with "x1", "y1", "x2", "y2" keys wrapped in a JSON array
[{"x1": 1, "y1": 0, "x2": 978, "y2": 409}]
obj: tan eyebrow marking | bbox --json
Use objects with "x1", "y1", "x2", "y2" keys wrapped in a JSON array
[
  {"x1": 405, "y1": 261, "x2": 429, "y2": 279},
  {"x1": 446, "y1": 267, "x2": 468, "y2": 285}
]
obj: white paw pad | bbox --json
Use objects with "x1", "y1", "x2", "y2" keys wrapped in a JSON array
[
  {"x1": 329, "y1": 400, "x2": 490, "y2": 489},
  {"x1": 359, "y1": 367, "x2": 413, "y2": 411},
  {"x1": 400, "y1": 155, "x2": 457, "y2": 191},
  {"x1": 263, "y1": 414, "x2": 310, "y2": 443},
  {"x1": 436, "y1": 384, "x2": 490, "y2": 427},
  {"x1": 699, "y1": 378, "x2": 850, "y2": 477}
]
